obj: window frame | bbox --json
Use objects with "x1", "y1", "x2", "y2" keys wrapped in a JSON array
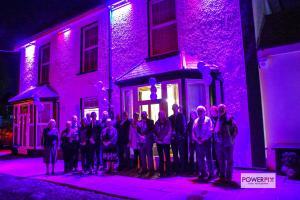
[
  {"x1": 148, "y1": 0, "x2": 179, "y2": 58},
  {"x1": 80, "y1": 21, "x2": 99, "y2": 74},
  {"x1": 38, "y1": 43, "x2": 50, "y2": 85}
]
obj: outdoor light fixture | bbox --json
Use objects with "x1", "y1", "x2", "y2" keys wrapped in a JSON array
[
  {"x1": 58, "y1": 28, "x2": 71, "y2": 35},
  {"x1": 25, "y1": 41, "x2": 36, "y2": 58},
  {"x1": 109, "y1": 0, "x2": 130, "y2": 11}
]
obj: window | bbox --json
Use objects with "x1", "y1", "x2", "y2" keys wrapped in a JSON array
[
  {"x1": 81, "y1": 22, "x2": 98, "y2": 73},
  {"x1": 39, "y1": 44, "x2": 50, "y2": 84},
  {"x1": 82, "y1": 96, "x2": 99, "y2": 120},
  {"x1": 138, "y1": 84, "x2": 162, "y2": 101},
  {"x1": 149, "y1": 0, "x2": 178, "y2": 57}
]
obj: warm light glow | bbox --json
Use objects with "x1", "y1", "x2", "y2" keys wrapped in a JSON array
[
  {"x1": 25, "y1": 42, "x2": 35, "y2": 58},
  {"x1": 58, "y1": 28, "x2": 71, "y2": 40},
  {"x1": 111, "y1": 1, "x2": 132, "y2": 21}
]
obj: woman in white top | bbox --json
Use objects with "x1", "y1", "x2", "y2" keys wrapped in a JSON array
[{"x1": 129, "y1": 112, "x2": 140, "y2": 171}]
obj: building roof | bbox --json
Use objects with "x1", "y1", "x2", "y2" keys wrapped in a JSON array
[
  {"x1": 116, "y1": 52, "x2": 199, "y2": 85},
  {"x1": 259, "y1": 11, "x2": 300, "y2": 49},
  {"x1": 9, "y1": 85, "x2": 58, "y2": 103}
]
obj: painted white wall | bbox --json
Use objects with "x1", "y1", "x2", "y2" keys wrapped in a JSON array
[{"x1": 259, "y1": 44, "x2": 300, "y2": 170}]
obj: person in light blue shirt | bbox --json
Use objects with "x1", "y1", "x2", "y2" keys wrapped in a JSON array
[{"x1": 192, "y1": 106, "x2": 213, "y2": 180}]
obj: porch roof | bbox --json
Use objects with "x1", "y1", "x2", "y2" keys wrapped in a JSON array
[
  {"x1": 9, "y1": 85, "x2": 58, "y2": 103},
  {"x1": 115, "y1": 52, "x2": 201, "y2": 86}
]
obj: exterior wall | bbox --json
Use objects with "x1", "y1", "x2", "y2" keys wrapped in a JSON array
[
  {"x1": 111, "y1": 0, "x2": 148, "y2": 114},
  {"x1": 20, "y1": 44, "x2": 38, "y2": 92},
  {"x1": 18, "y1": 0, "x2": 252, "y2": 167},
  {"x1": 259, "y1": 44, "x2": 300, "y2": 170},
  {"x1": 19, "y1": 8, "x2": 109, "y2": 131},
  {"x1": 50, "y1": 10, "x2": 109, "y2": 129},
  {"x1": 176, "y1": 0, "x2": 252, "y2": 167}
]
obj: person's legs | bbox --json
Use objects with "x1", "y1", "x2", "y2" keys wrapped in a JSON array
[
  {"x1": 73, "y1": 143, "x2": 79, "y2": 171},
  {"x1": 81, "y1": 145, "x2": 87, "y2": 172},
  {"x1": 189, "y1": 142, "x2": 195, "y2": 172},
  {"x1": 164, "y1": 144, "x2": 171, "y2": 176},
  {"x1": 215, "y1": 143, "x2": 225, "y2": 179},
  {"x1": 157, "y1": 144, "x2": 164, "y2": 176},
  {"x1": 146, "y1": 142, "x2": 154, "y2": 173},
  {"x1": 171, "y1": 140, "x2": 179, "y2": 173},
  {"x1": 196, "y1": 143, "x2": 207, "y2": 177},
  {"x1": 178, "y1": 139, "x2": 187, "y2": 173},
  {"x1": 212, "y1": 139, "x2": 219, "y2": 176},
  {"x1": 125, "y1": 146, "x2": 130, "y2": 169},
  {"x1": 46, "y1": 163, "x2": 50, "y2": 175},
  {"x1": 118, "y1": 144, "x2": 125, "y2": 170},
  {"x1": 95, "y1": 144, "x2": 100, "y2": 171},
  {"x1": 133, "y1": 149, "x2": 139, "y2": 169},
  {"x1": 139, "y1": 143, "x2": 147, "y2": 174},
  {"x1": 224, "y1": 145, "x2": 234, "y2": 181},
  {"x1": 204, "y1": 140, "x2": 213, "y2": 177}
]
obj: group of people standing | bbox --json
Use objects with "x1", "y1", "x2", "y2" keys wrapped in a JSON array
[{"x1": 42, "y1": 103, "x2": 237, "y2": 182}]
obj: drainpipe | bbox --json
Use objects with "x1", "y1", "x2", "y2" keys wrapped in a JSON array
[{"x1": 107, "y1": 6, "x2": 113, "y2": 119}]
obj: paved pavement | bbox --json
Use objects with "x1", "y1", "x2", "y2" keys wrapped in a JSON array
[{"x1": 0, "y1": 154, "x2": 300, "y2": 200}]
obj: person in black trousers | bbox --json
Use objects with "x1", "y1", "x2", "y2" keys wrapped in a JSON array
[
  {"x1": 117, "y1": 112, "x2": 131, "y2": 171},
  {"x1": 79, "y1": 118, "x2": 88, "y2": 173},
  {"x1": 61, "y1": 121, "x2": 72, "y2": 173},
  {"x1": 137, "y1": 111, "x2": 155, "y2": 177},
  {"x1": 187, "y1": 110, "x2": 198, "y2": 174},
  {"x1": 155, "y1": 111, "x2": 172, "y2": 177},
  {"x1": 71, "y1": 115, "x2": 80, "y2": 172},
  {"x1": 90, "y1": 112, "x2": 102, "y2": 173},
  {"x1": 169, "y1": 104, "x2": 187, "y2": 174},
  {"x1": 86, "y1": 120, "x2": 96, "y2": 174},
  {"x1": 210, "y1": 105, "x2": 220, "y2": 177}
]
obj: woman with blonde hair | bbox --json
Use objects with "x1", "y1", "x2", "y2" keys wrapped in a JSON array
[{"x1": 42, "y1": 119, "x2": 59, "y2": 175}]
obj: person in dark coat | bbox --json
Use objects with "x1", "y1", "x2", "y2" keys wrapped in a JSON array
[
  {"x1": 214, "y1": 104, "x2": 238, "y2": 182},
  {"x1": 210, "y1": 105, "x2": 220, "y2": 177},
  {"x1": 71, "y1": 115, "x2": 80, "y2": 172},
  {"x1": 187, "y1": 110, "x2": 198, "y2": 174},
  {"x1": 117, "y1": 112, "x2": 131, "y2": 171},
  {"x1": 169, "y1": 104, "x2": 187, "y2": 174},
  {"x1": 61, "y1": 121, "x2": 73, "y2": 173},
  {"x1": 86, "y1": 119, "x2": 96, "y2": 174},
  {"x1": 137, "y1": 111, "x2": 155, "y2": 177},
  {"x1": 90, "y1": 112, "x2": 102, "y2": 173},
  {"x1": 79, "y1": 118, "x2": 88, "y2": 173},
  {"x1": 42, "y1": 119, "x2": 59, "y2": 175}
]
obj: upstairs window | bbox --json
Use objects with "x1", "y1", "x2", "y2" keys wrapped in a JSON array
[
  {"x1": 149, "y1": 0, "x2": 178, "y2": 57},
  {"x1": 38, "y1": 44, "x2": 50, "y2": 84},
  {"x1": 81, "y1": 22, "x2": 98, "y2": 73}
]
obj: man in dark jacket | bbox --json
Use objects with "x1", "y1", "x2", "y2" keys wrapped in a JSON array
[
  {"x1": 117, "y1": 112, "x2": 131, "y2": 171},
  {"x1": 137, "y1": 111, "x2": 155, "y2": 177},
  {"x1": 214, "y1": 104, "x2": 238, "y2": 182},
  {"x1": 90, "y1": 112, "x2": 102, "y2": 173},
  {"x1": 169, "y1": 104, "x2": 187, "y2": 174}
]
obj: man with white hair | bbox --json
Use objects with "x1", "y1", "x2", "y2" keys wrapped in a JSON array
[
  {"x1": 214, "y1": 104, "x2": 238, "y2": 182},
  {"x1": 192, "y1": 105, "x2": 213, "y2": 180}
]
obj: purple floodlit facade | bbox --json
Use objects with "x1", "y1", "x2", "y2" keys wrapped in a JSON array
[{"x1": 11, "y1": 0, "x2": 253, "y2": 168}]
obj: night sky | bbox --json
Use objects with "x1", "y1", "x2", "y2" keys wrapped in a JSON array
[{"x1": 0, "y1": 0, "x2": 104, "y2": 50}]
